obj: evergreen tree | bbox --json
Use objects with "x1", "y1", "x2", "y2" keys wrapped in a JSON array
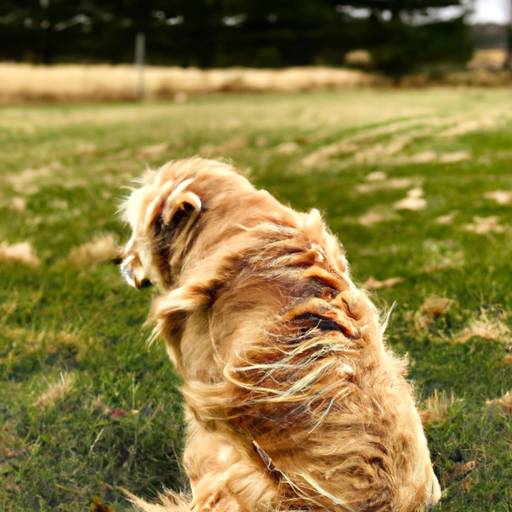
[{"x1": 0, "y1": 0, "x2": 474, "y2": 73}]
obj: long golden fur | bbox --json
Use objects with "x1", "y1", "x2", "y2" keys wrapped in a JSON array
[{"x1": 119, "y1": 158, "x2": 441, "y2": 512}]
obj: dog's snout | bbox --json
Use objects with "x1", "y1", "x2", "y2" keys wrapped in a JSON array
[
  {"x1": 120, "y1": 255, "x2": 151, "y2": 290},
  {"x1": 120, "y1": 262, "x2": 136, "y2": 288}
]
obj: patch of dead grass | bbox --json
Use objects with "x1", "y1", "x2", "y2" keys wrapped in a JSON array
[
  {"x1": 455, "y1": 314, "x2": 512, "y2": 344},
  {"x1": 356, "y1": 177, "x2": 414, "y2": 194},
  {"x1": 463, "y1": 216, "x2": 505, "y2": 234},
  {"x1": 439, "y1": 151, "x2": 472, "y2": 163},
  {"x1": 136, "y1": 142, "x2": 169, "y2": 160},
  {"x1": 486, "y1": 390, "x2": 512, "y2": 415},
  {"x1": 200, "y1": 136, "x2": 249, "y2": 157},
  {"x1": 33, "y1": 372, "x2": 76, "y2": 410},
  {"x1": 274, "y1": 141, "x2": 300, "y2": 154},
  {"x1": 67, "y1": 235, "x2": 118, "y2": 268},
  {"x1": 394, "y1": 188, "x2": 427, "y2": 211},
  {"x1": 416, "y1": 296, "x2": 454, "y2": 329},
  {"x1": 420, "y1": 390, "x2": 457, "y2": 426},
  {"x1": 0, "y1": 241, "x2": 39, "y2": 266},
  {"x1": 362, "y1": 276, "x2": 404, "y2": 290},
  {"x1": 437, "y1": 117, "x2": 503, "y2": 137},
  {"x1": 483, "y1": 190, "x2": 512, "y2": 205},
  {"x1": 436, "y1": 212, "x2": 457, "y2": 225}
]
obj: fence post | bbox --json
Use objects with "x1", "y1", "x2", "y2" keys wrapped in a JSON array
[{"x1": 135, "y1": 32, "x2": 146, "y2": 100}]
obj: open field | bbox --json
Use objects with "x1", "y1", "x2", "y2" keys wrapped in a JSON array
[{"x1": 1, "y1": 89, "x2": 512, "y2": 511}]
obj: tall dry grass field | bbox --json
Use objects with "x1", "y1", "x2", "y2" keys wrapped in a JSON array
[{"x1": 0, "y1": 63, "x2": 376, "y2": 103}]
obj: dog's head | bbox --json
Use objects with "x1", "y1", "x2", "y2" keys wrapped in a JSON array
[
  {"x1": 118, "y1": 159, "x2": 217, "y2": 291},
  {"x1": 118, "y1": 157, "x2": 292, "y2": 293}
]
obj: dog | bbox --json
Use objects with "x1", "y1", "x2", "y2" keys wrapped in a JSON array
[{"x1": 119, "y1": 157, "x2": 441, "y2": 512}]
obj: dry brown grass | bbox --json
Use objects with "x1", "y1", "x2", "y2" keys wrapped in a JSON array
[
  {"x1": 455, "y1": 314, "x2": 512, "y2": 344},
  {"x1": 419, "y1": 390, "x2": 456, "y2": 426},
  {"x1": 67, "y1": 234, "x2": 119, "y2": 268},
  {"x1": 468, "y1": 49, "x2": 507, "y2": 70},
  {"x1": 415, "y1": 296, "x2": 454, "y2": 329},
  {"x1": 0, "y1": 241, "x2": 40, "y2": 266},
  {"x1": 486, "y1": 390, "x2": 512, "y2": 415},
  {"x1": 0, "y1": 64, "x2": 377, "y2": 103},
  {"x1": 362, "y1": 276, "x2": 404, "y2": 290},
  {"x1": 33, "y1": 372, "x2": 76, "y2": 410},
  {"x1": 463, "y1": 216, "x2": 507, "y2": 235}
]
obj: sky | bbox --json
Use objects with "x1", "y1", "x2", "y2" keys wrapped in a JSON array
[{"x1": 471, "y1": 0, "x2": 509, "y2": 24}]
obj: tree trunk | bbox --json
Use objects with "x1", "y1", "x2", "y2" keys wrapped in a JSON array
[{"x1": 505, "y1": 0, "x2": 512, "y2": 69}]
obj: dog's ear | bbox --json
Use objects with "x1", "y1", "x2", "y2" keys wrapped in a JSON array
[
  {"x1": 144, "y1": 178, "x2": 202, "y2": 230},
  {"x1": 162, "y1": 190, "x2": 202, "y2": 228}
]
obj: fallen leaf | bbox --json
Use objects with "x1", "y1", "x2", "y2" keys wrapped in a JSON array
[
  {"x1": 90, "y1": 495, "x2": 115, "y2": 512},
  {"x1": 33, "y1": 372, "x2": 75, "y2": 410},
  {"x1": 136, "y1": 142, "x2": 168, "y2": 159},
  {"x1": 394, "y1": 196, "x2": 427, "y2": 211},
  {"x1": 483, "y1": 190, "x2": 512, "y2": 205},
  {"x1": 453, "y1": 461, "x2": 477, "y2": 477},
  {"x1": 358, "y1": 213, "x2": 385, "y2": 226},
  {"x1": 461, "y1": 477, "x2": 473, "y2": 493},
  {"x1": 463, "y1": 216, "x2": 504, "y2": 234},
  {"x1": 357, "y1": 178, "x2": 413, "y2": 194},
  {"x1": 362, "y1": 276, "x2": 404, "y2": 290},
  {"x1": 436, "y1": 212, "x2": 457, "y2": 224},
  {"x1": 365, "y1": 171, "x2": 387, "y2": 181},
  {"x1": 439, "y1": 151, "x2": 471, "y2": 163},
  {"x1": 275, "y1": 142, "x2": 299, "y2": 154},
  {"x1": 486, "y1": 390, "x2": 512, "y2": 415},
  {"x1": 455, "y1": 314, "x2": 512, "y2": 344},
  {"x1": 67, "y1": 235, "x2": 118, "y2": 268},
  {"x1": 409, "y1": 151, "x2": 437, "y2": 163},
  {"x1": 200, "y1": 136, "x2": 248, "y2": 156},
  {"x1": 416, "y1": 296, "x2": 454, "y2": 328},
  {"x1": 0, "y1": 241, "x2": 40, "y2": 266},
  {"x1": 419, "y1": 390, "x2": 457, "y2": 426},
  {"x1": 406, "y1": 187, "x2": 424, "y2": 198}
]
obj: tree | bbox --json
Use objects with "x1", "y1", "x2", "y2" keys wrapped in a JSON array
[{"x1": 0, "y1": 0, "x2": 474, "y2": 73}]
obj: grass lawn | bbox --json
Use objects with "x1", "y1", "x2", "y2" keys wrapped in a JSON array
[{"x1": 1, "y1": 88, "x2": 512, "y2": 511}]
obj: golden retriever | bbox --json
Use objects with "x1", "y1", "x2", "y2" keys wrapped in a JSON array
[{"x1": 119, "y1": 157, "x2": 441, "y2": 512}]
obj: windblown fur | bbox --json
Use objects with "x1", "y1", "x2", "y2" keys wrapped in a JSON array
[{"x1": 119, "y1": 158, "x2": 441, "y2": 512}]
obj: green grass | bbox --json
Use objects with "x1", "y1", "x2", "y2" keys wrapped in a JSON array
[{"x1": 1, "y1": 88, "x2": 512, "y2": 511}]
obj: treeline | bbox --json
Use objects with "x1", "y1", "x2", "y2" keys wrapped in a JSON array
[{"x1": 0, "y1": 0, "x2": 473, "y2": 74}]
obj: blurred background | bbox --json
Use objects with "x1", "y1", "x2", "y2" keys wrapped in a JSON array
[{"x1": 1, "y1": 0, "x2": 512, "y2": 101}]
